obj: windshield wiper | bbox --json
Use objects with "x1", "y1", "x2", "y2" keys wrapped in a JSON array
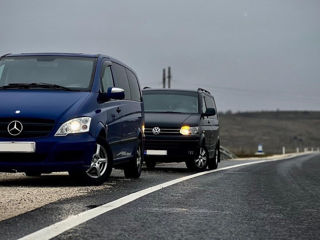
[
  {"x1": 0, "y1": 83, "x2": 73, "y2": 91},
  {"x1": 0, "y1": 83, "x2": 33, "y2": 89}
]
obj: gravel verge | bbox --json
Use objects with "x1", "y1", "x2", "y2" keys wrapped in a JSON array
[{"x1": 0, "y1": 172, "x2": 111, "y2": 221}]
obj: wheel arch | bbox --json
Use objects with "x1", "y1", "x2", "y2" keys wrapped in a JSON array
[
  {"x1": 200, "y1": 133, "x2": 206, "y2": 147},
  {"x1": 96, "y1": 124, "x2": 113, "y2": 162}
]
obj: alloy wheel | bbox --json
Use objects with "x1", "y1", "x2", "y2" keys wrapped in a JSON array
[
  {"x1": 86, "y1": 144, "x2": 108, "y2": 179},
  {"x1": 136, "y1": 146, "x2": 142, "y2": 169},
  {"x1": 195, "y1": 147, "x2": 208, "y2": 168},
  {"x1": 215, "y1": 148, "x2": 219, "y2": 165}
]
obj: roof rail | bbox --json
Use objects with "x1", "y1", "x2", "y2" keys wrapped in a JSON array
[{"x1": 197, "y1": 88, "x2": 211, "y2": 94}]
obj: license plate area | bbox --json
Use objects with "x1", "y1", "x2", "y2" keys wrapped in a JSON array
[
  {"x1": 0, "y1": 142, "x2": 36, "y2": 153},
  {"x1": 145, "y1": 150, "x2": 167, "y2": 156}
]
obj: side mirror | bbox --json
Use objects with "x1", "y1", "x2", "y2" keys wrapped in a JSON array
[
  {"x1": 108, "y1": 87, "x2": 125, "y2": 100},
  {"x1": 98, "y1": 87, "x2": 125, "y2": 102},
  {"x1": 202, "y1": 108, "x2": 216, "y2": 116}
]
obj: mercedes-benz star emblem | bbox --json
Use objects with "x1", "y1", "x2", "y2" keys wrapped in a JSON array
[
  {"x1": 152, "y1": 127, "x2": 161, "y2": 135},
  {"x1": 7, "y1": 120, "x2": 23, "y2": 136}
]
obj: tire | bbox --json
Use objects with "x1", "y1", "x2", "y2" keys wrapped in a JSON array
[
  {"x1": 25, "y1": 171, "x2": 41, "y2": 177},
  {"x1": 208, "y1": 144, "x2": 220, "y2": 170},
  {"x1": 145, "y1": 157, "x2": 156, "y2": 170},
  {"x1": 124, "y1": 141, "x2": 143, "y2": 178},
  {"x1": 185, "y1": 146, "x2": 208, "y2": 172},
  {"x1": 69, "y1": 140, "x2": 112, "y2": 185}
]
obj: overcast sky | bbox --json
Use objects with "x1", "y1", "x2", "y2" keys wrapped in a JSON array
[{"x1": 0, "y1": 0, "x2": 319, "y2": 112}]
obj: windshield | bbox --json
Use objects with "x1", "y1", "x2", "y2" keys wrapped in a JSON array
[
  {"x1": 143, "y1": 91, "x2": 199, "y2": 114},
  {"x1": 0, "y1": 56, "x2": 96, "y2": 91}
]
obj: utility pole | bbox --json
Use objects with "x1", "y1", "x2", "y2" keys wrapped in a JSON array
[
  {"x1": 167, "y1": 66, "x2": 171, "y2": 88},
  {"x1": 162, "y1": 68, "x2": 166, "y2": 88},
  {"x1": 162, "y1": 66, "x2": 172, "y2": 88}
]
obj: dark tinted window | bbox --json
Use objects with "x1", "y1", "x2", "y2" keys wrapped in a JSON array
[
  {"x1": 143, "y1": 91, "x2": 199, "y2": 113},
  {"x1": 201, "y1": 96, "x2": 207, "y2": 113},
  {"x1": 111, "y1": 63, "x2": 131, "y2": 100},
  {"x1": 101, "y1": 66, "x2": 114, "y2": 92},
  {"x1": 205, "y1": 95, "x2": 217, "y2": 111},
  {"x1": 126, "y1": 69, "x2": 141, "y2": 101}
]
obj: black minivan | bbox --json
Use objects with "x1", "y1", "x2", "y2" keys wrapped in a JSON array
[{"x1": 142, "y1": 88, "x2": 220, "y2": 171}]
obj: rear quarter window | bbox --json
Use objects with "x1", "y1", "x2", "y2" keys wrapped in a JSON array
[{"x1": 126, "y1": 69, "x2": 141, "y2": 102}]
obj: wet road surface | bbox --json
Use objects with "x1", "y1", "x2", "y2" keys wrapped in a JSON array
[{"x1": 0, "y1": 153, "x2": 319, "y2": 240}]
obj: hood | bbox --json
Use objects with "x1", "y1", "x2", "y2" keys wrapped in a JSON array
[
  {"x1": 145, "y1": 112, "x2": 200, "y2": 128},
  {"x1": 0, "y1": 90, "x2": 91, "y2": 121}
]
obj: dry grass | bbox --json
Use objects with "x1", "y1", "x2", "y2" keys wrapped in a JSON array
[{"x1": 219, "y1": 111, "x2": 320, "y2": 155}]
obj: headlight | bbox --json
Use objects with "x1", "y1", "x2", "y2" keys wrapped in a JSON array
[
  {"x1": 180, "y1": 125, "x2": 199, "y2": 136},
  {"x1": 55, "y1": 117, "x2": 91, "y2": 136}
]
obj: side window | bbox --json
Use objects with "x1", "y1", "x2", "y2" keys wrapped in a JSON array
[
  {"x1": 201, "y1": 96, "x2": 207, "y2": 113},
  {"x1": 126, "y1": 69, "x2": 141, "y2": 101},
  {"x1": 111, "y1": 63, "x2": 131, "y2": 100},
  {"x1": 101, "y1": 65, "x2": 114, "y2": 92},
  {"x1": 0, "y1": 64, "x2": 4, "y2": 83},
  {"x1": 212, "y1": 97, "x2": 217, "y2": 110},
  {"x1": 205, "y1": 95, "x2": 216, "y2": 113}
]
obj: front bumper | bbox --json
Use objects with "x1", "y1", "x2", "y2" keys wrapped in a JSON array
[
  {"x1": 0, "y1": 134, "x2": 96, "y2": 172},
  {"x1": 143, "y1": 135, "x2": 200, "y2": 162}
]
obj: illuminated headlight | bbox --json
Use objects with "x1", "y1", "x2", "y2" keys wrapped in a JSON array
[
  {"x1": 55, "y1": 117, "x2": 91, "y2": 136},
  {"x1": 180, "y1": 126, "x2": 199, "y2": 136},
  {"x1": 142, "y1": 124, "x2": 145, "y2": 134}
]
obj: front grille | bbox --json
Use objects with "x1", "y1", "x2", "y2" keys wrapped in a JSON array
[
  {"x1": 0, "y1": 118, "x2": 55, "y2": 138},
  {"x1": 145, "y1": 127, "x2": 180, "y2": 136},
  {"x1": 144, "y1": 140, "x2": 197, "y2": 149}
]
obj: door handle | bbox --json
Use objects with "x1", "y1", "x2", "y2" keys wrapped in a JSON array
[{"x1": 116, "y1": 107, "x2": 121, "y2": 113}]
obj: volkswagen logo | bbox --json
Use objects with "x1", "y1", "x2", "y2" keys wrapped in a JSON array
[
  {"x1": 152, "y1": 127, "x2": 161, "y2": 135},
  {"x1": 7, "y1": 120, "x2": 23, "y2": 136}
]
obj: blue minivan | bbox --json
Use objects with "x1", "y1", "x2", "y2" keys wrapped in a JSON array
[{"x1": 0, "y1": 53, "x2": 144, "y2": 184}]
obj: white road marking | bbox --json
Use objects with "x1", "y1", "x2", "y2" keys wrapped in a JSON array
[{"x1": 19, "y1": 153, "x2": 307, "y2": 240}]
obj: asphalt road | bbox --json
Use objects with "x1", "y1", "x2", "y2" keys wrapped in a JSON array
[{"x1": 0, "y1": 153, "x2": 319, "y2": 240}]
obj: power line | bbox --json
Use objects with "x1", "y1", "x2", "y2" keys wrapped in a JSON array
[{"x1": 186, "y1": 82, "x2": 320, "y2": 103}]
